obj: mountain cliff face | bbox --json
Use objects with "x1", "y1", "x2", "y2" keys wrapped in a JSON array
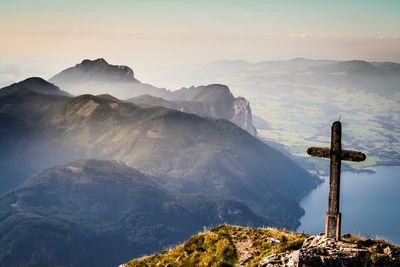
[
  {"x1": 167, "y1": 84, "x2": 257, "y2": 136},
  {"x1": 0, "y1": 160, "x2": 270, "y2": 267},
  {"x1": 49, "y1": 59, "x2": 257, "y2": 135},
  {"x1": 232, "y1": 97, "x2": 256, "y2": 136},
  {"x1": 0, "y1": 84, "x2": 319, "y2": 228},
  {"x1": 129, "y1": 84, "x2": 257, "y2": 135}
]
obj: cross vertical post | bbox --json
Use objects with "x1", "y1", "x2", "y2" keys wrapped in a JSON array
[{"x1": 326, "y1": 121, "x2": 341, "y2": 240}]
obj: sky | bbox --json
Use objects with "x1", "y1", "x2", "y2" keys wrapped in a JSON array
[{"x1": 1, "y1": 0, "x2": 400, "y2": 85}]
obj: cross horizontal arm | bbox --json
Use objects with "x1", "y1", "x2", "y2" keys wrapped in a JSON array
[
  {"x1": 341, "y1": 150, "x2": 366, "y2": 162},
  {"x1": 307, "y1": 147, "x2": 366, "y2": 162},
  {"x1": 307, "y1": 147, "x2": 330, "y2": 158}
]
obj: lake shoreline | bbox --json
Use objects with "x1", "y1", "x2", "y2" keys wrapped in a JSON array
[
  {"x1": 307, "y1": 162, "x2": 400, "y2": 176},
  {"x1": 297, "y1": 166, "x2": 400, "y2": 245}
]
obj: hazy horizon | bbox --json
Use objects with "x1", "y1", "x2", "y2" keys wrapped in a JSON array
[
  {"x1": 1, "y1": 0, "x2": 400, "y2": 88},
  {"x1": 2, "y1": 55, "x2": 400, "y2": 91}
]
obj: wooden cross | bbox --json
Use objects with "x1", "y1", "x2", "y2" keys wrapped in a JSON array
[{"x1": 307, "y1": 121, "x2": 366, "y2": 240}]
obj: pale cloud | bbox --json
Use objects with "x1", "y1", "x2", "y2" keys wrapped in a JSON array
[
  {"x1": 288, "y1": 33, "x2": 311, "y2": 39},
  {"x1": 378, "y1": 35, "x2": 400, "y2": 40}
]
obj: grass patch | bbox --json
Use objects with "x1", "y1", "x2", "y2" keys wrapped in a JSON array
[
  {"x1": 126, "y1": 225, "x2": 309, "y2": 267},
  {"x1": 126, "y1": 226, "x2": 236, "y2": 267}
]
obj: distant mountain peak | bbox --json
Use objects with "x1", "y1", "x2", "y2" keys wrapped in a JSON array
[
  {"x1": 291, "y1": 57, "x2": 307, "y2": 61},
  {"x1": 22, "y1": 77, "x2": 52, "y2": 84},
  {"x1": 81, "y1": 58, "x2": 108, "y2": 65},
  {"x1": 339, "y1": 60, "x2": 374, "y2": 67},
  {"x1": 49, "y1": 59, "x2": 256, "y2": 134},
  {"x1": 173, "y1": 84, "x2": 233, "y2": 103},
  {"x1": 50, "y1": 58, "x2": 138, "y2": 85},
  {"x1": 0, "y1": 77, "x2": 70, "y2": 97},
  {"x1": 78, "y1": 58, "x2": 135, "y2": 78}
]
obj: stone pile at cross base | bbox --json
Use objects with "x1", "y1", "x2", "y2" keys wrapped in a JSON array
[{"x1": 259, "y1": 234, "x2": 400, "y2": 267}]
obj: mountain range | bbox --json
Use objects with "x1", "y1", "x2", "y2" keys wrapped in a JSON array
[
  {"x1": 128, "y1": 86, "x2": 256, "y2": 135},
  {"x1": 0, "y1": 83, "x2": 318, "y2": 228},
  {"x1": 0, "y1": 58, "x2": 321, "y2": 266},
  {"x1": 49, "y1": 58, "x2": 257, "y2": 135}
]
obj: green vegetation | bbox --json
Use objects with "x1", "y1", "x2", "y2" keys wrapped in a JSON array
[
  {"x1": 126, "y1": 225, "x2": 309, "y2": 267},
  {"x1": 127, "y1": 226, "x2": 236, "y2": 267}
]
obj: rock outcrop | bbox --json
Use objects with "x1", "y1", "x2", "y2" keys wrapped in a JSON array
[
  {"x1": 232, "y1": 97, "x2": 257, "y2": 136},
  {"x1": 259, "y1": 234, "x2": 400, "y2": 267}
]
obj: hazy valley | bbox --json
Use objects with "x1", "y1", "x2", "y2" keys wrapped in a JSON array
[
  {"x1": 0, "y1": 159, "x2": 272, "y2": 266},
  {"x1": 0, "y1": 59, "x2": 322, "y2": 266},
  {"x1": 154, "y1": 59, "x2": 400, "y2": 174}
]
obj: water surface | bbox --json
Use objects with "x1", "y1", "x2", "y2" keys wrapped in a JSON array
[{"x1": 297, "y1": 166, "x2": 400, "y2": 245}]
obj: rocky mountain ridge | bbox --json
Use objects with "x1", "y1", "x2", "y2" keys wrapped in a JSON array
[
  {"x1": 0, "y1": 85, "x2": 319, "y2": 228},
  {"x1": 48, "y1": 58, "x2": 257, "y2": 135},
  {"x1": 129, "y1": 84, "x2": 256, "y2": 135}
]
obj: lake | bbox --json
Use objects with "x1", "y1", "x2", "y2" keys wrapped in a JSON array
[{"x1": 297, "y1": 166, "x2": 400, "y2": 245}]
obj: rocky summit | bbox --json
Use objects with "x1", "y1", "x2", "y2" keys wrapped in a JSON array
[
  {"x1": 259, "y1": 234, "x2": 400, "y2": 266},
  {"x1": 124, "y1": 225, "x2": 400, "y2": 267}
]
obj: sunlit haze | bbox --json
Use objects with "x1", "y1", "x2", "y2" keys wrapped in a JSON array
[
  {"x1": 1, "y1": 1, "x2": 400, "y2": 262},
  {"x1": 1, "y1": 0, "x2": 400, "y2": 88}
]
